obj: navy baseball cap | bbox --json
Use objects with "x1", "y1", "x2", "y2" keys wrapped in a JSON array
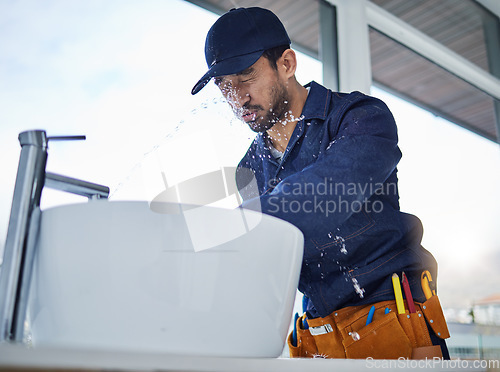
[{"x1": 191, "y1": 7, "x2": 291, "y2": 95}]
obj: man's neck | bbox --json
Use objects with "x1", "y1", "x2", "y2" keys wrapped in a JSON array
[{"x1": 266, "y1": 82, "x2": 308, "y2": 153}]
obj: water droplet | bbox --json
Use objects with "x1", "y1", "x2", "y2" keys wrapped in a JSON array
[
  {"x1": 351, "y1": 278, "x2": 365, "y2": 298},
  {"x1": 335, "y1": 235, "x2": 348, "y2": 255}
]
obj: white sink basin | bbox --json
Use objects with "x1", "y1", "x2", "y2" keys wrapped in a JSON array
[{"x1": 27, "y1": 201, "x2": 304, "y2": 357}]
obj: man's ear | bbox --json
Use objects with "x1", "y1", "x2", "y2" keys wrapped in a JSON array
[{"x1": 279, "y1": 49, "x2": 297, "y2": 79}]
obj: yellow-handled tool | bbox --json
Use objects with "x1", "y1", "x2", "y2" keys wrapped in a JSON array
[
  {"x1": 421, "y1": 270, "x2": 436, "y2": 300},
  {"x1": 392, "y1": 273, "x2": 405, "y2": 314}
]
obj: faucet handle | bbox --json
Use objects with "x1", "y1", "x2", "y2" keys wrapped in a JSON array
[
  {"x1": 19, "y1": 131, "x2": 86, "y2": 147},
  {"x1": 47, "y1": 135, "x2": 86, "y2": 141}
]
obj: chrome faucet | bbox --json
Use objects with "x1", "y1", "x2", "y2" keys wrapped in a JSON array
[{"x1": 0, "y1": 129, "x2": 109, "y2": 343}]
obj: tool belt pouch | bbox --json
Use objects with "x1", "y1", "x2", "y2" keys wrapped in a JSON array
[
  {"x1": 288, "y1": 296, "x2": 449, "y2": 359},
  {"x1": 304, "y1": 314, "x2": 345, "y2": 358},
  {"x1": 403, "y1": 295, "x2": 450, "y2": 359},
  {"x1": 419, "y1": 295, "x2": 450, "y2": 340},
  {"x1": 287, "y1": 314, "x2": 318, "y2": 358},
  {"x1": 338, "y1": 303, "x2": 412, "y2": 359},
  {"x1": 397, "y1": 310, "x2": 440, "y2": 359}
]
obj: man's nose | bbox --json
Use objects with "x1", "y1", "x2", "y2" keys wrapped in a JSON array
[{"x1": 228, "y1": 86, "x2": 250, "y2": 108}]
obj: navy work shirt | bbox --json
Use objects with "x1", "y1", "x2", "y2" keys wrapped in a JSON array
[{"x1": 236, "y1": 81, "x2": 437, "y2": 318}]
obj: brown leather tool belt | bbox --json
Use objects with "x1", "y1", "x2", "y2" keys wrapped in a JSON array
[{"x1": 288, "y1": 295, "x2": 449, "y2": 359}]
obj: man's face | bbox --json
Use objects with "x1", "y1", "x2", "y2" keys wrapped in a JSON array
[{"x1": 215, "y1": 56, "x2": 290, "y2": 133}]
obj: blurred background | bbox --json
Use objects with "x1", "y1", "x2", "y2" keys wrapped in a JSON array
[{"x1": 1, "y1": 0, "x2": 499, "y2": 359}]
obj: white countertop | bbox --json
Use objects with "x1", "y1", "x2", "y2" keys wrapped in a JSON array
[{"x1": 0, "y1": 343, "x2": 489, "y2": 372}]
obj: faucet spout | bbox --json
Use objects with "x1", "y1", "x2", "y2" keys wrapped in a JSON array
[{"x1": 45, "y1": 173, "x2": 109, "y2": 200}]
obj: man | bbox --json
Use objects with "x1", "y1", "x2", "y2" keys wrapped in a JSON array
[{"x1": 192, "y1": 7, "x2": 449, "y2": 359}]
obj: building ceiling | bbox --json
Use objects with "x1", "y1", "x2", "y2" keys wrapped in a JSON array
[{"x1": 186, "y1": 0, "x2": 500, "y2": 142}]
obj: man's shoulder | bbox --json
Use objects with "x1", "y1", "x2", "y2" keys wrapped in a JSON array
[
  {"x1": 326, "y1": 89, "x2": 394, "y2": 130},
  {"x1": 330, "y1": 89, "x2": 387, "y2": 112},
  {"x1": 305, "y1": 82, "x2": 388, "y2": 120},
  {"x1": 305, "y1": 83, "x2": 397, "y2": 139}
]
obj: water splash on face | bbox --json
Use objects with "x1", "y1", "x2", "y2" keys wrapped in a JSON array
[{"x1": 217, "y1": 80, "x2": 298, "y2": 133}]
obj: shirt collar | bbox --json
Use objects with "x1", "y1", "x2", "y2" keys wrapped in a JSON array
[{"x1": 301, "y1": 81, "x2": 331, "y2": 121}]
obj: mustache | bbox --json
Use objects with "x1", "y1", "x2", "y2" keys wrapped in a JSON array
[{"x1": 242, "y1": 103, "x2": 264, "y2": 112}]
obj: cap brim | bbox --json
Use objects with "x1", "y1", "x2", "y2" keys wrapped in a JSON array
[{"x1": 191, "y1": 50, "x2": 264, "y2": 95}]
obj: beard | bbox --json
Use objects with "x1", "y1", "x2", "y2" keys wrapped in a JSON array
[{"x1": 243, "y1": 82, "x2": 291, "y2": 133}]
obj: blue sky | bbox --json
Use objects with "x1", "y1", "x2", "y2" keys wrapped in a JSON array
[{"x1": 1, "y1": 0, "x2": 499, "y2": 315}]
